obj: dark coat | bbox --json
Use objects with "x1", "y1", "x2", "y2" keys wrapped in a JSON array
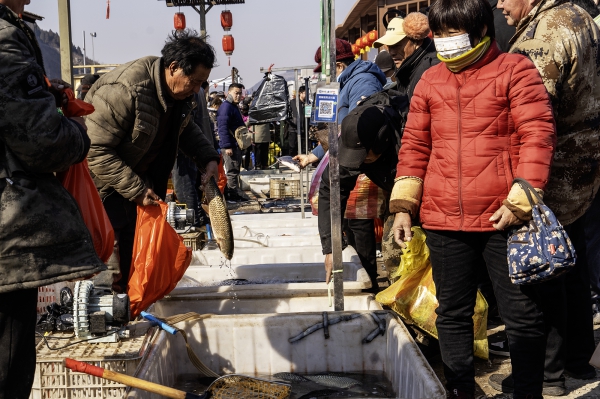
[
  {"x1": 338, "y1": 60, "x2": 387, "y2": 122},
  {"x1": 394, "y1": 37, "x2": 440, "y2": 101},
  {"x1": 217, "y1": 99, "x2": 245, "y2": 149},
  {"x1": 0, "y1": 5, "x2": 106, "y2": 293}
]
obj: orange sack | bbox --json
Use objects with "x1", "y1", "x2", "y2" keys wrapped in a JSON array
[
  {"x1": 128, "y1": 202, "x2": 192, "y2": 318},
  {"x1": 58, "y1": 159, "x2": 114, "y2": 263}
]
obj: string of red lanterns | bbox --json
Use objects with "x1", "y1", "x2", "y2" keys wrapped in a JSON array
[
  {"x1": 353, "y1": 29, "x2": 378, "y2": 58},
  {"x1": 221, "y1": 10, "x2": 234, "y2": 66}
]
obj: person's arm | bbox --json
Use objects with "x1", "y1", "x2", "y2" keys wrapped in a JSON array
[
  {"x1": 311, "y1": 144, "x2": 325, "y2": 160},
  {"x1": 85, "y1": 83, "x2": 146, "y2": 200},
  {"x1": 389, "y1": 79, "x2": 432, "y2": 216},
  {"x1": 179, "y1": 120, "x2": 221, "y2": 183},
  {"x1": 512, "y1": 38, "x2": 566, "y2": 113},
  {"x1": 0, "y1": 27, "x2": 88, "y2": 173},
  {"x1": 491, "y1": 56, "x2": 556, "y2": 227}
]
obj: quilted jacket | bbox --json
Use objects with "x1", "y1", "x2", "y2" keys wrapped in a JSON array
[
  {"x1": 85, "y1": 56, "x2": 220, "y2": 200},
  {"x1": 389, "y1": 42, "x2": 556, "y2": 231}
]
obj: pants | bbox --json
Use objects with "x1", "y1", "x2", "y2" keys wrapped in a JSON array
[
  {"x1": 254, "y1": 142, "x2": 269, "y2": 170},
  {"x1": 425, "y1": 229, "x2": 545, "y2": 398},
  {"x1": 222, "y1": 147, "x2": 243, "y2": 192},
  {"x1": 101, "y1": 192, "x2": 137, "y2": 292},
  {"x1": 242, "y1": 145, "x2": 253, "y2": 170},
  {"x1": 540, "y1": 215, "x2": 596, "y2": 384},
  {"x1": 0, "y1": 289, "x2": 38, "y2": 399},
  {"x1": 343, "y1": 218, "x2": 378, "y2": 290},
  {"x1": 171, "y1": 154, "x2": 201, "y2": 226}
]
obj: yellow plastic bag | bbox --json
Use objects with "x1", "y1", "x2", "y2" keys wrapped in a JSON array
[{"x1": 376, "y1": 227, "x2": 489, "y2": 359}]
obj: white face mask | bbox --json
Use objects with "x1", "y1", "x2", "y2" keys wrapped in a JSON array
[{"x1": 434, "y1": 33, "x2": 472, "y2": 59}]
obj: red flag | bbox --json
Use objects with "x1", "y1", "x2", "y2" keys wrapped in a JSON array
[{"x1": 106, "y1": 0, "x2": 110, "y2": 19}]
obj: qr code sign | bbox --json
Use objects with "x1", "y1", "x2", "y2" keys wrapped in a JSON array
[{"x1": 318, "y1": 101, "x2": 334, "y2": 117}]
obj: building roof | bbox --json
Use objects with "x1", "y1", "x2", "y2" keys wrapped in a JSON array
[
  {"x1": 165, "y1": 0, "x2": 244, "y2": 6},
  {"x1": 335, "y1": 0, "x2": 377, "y2": 37}
]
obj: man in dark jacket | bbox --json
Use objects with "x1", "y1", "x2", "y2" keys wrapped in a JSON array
[
  {"x1": 374, "y1": 12, "x2": 439, "y2": 100},
  {"x1": 85, "y1": 30, "x2": 220, "y2": 292},
  {"x1": 217, "y1": 82, "x2": 249, "y2": 201},
  {"x1": 0, "y1": 1, "x2": 107, "y2": 397}
]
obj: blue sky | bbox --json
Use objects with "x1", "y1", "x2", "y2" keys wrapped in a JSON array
[{"x1": 28, "y1": 0, "x2": 356, "y2": 88}]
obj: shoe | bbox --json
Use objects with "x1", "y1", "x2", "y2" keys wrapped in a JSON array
[
  {"x1": 488, "y1": 373, "x2": 567, "y2": 396},
  {"x1": 236, "y1": 191, "x2": 251, "y2": 202},
  {"x1": 446, "y1": 388, "x2": 474, "y2": 399},
  {"x1": 564, "y1": 366, "x2": 596, "y2": 380},
  {"x1": 489, "y1": 338, "x2": 510, "y2": 357}
]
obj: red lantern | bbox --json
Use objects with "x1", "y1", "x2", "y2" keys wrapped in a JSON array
[
  {"x1": 366, "y1": 30, "x2": 378, "y2": 46},
  {"x1": 355, "y1": 38, "x2": 363, "y2": 49},
  {"x1": 174, "y1": 12, "x2": 186, "y2": 31},
  {"x1": 221, "y1": 10, "x2": 233, "y2": 31},
  {"x1": 360, "y1": 35, "x2": 369, "y2": 48},
  {"x1": 222, "y1": 34, "x2": 235, "y2": 66},
  {"x1": 351, "y1": 44, "x2": 360, "y2": 56}
]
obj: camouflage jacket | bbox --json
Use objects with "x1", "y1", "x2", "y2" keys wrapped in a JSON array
[
  {"x1": 84, "y1": 56, "x2": 220, "y2": 200},
  {"x1": 0, "y1": 6, "x2": 106, "y2": 293},
  {"x1": 509, "y1": 0, "x2": 600, "y2": 225}
]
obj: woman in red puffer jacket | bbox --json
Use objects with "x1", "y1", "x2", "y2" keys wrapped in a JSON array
[{"x1": 389, "y1": 0, "x2": 556, "y2": 398}]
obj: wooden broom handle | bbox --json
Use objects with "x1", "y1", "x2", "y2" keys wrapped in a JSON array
[{"x1": 64, "y1": 358, "x2": 191, "y2": 399}]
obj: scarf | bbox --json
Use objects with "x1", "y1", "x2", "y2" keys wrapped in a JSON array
[{"x1": 437, "y1": 36, "x2": 491, "y2": 73}]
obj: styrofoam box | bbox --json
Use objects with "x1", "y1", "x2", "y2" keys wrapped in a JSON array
[
  {"x1": 126, "y1": 312, "x2": 446, "y2": 399},
  {"x1": 153, "y1": 293, "x2": 382, "y2": 316},
  {"x1": 170, "y1": 246, "x2": 369, "y2": 296}
]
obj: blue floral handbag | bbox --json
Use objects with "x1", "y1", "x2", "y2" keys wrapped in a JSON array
[{"x1": 507, "y1": 178, "x2": 576, "y2": 285}]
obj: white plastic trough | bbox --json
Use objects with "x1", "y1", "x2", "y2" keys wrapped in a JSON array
[
  {"x1": 153, "y1": 293, "x2": 382, "y2": 317},
  {"x1": 170, "y1": 246, "x2": 370, "y2": 296},
  {"x1": 127, "y1": 312, "x2": 446, "y2": 399},
  {"x1": 231, "y1": 217, "x2": 318, "y2": 229},
  {"x1": 233, "y1": 225, "x2": 319, "y2": 238},
  {"x1": 234, "y1": 234, "x2": 321, "y2": 248}
]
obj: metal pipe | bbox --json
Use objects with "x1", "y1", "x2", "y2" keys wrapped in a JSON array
[
  {"x1": 323, "y1": 0, "x2": 344, "y2": 311},
  {"x1": 295, "y1": 69, "x2": 305, "y2": 219}
]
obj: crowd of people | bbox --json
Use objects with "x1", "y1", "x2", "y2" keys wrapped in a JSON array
[{"x1": 2, "y1": 0, "x2": 600, "y2": 398}]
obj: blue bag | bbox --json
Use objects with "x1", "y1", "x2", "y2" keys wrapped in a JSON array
[{"x1": 507, "y1": 178, "x2": 576, "y2": 285}]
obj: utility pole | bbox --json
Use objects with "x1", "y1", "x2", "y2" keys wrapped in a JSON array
[
  {"x1": 58, "y1": 0, "x2": 74, "y2": 86},
  {"x1": 83, "y1": 30, "x2": 86, "y2": 73},
  {"x1": 90, "y1": 32, "x2": 97, "y2": 63}
]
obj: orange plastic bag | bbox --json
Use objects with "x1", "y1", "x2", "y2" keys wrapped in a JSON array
[
  {"x1": 58, "y1": 159, "x2": 114, "y2": 263},
  {"x1": 63, "y1": 88, "x2": 95, "y2": 117},
  {"x1": 128, "y1": 202, "x2": 192, "y2": 318}
]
